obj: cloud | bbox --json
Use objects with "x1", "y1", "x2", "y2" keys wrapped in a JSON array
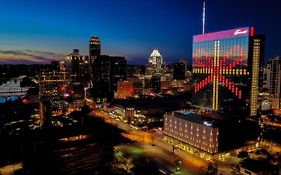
[{"x1": 0, "y1": 49, "x2": 66, "y2": 64}]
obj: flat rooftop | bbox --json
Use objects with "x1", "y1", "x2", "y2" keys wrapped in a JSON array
[{"x1": 173, "y1": 111, "x2": 238, "y2": 127}]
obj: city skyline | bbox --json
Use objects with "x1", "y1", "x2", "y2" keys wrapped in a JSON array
[
  {"x1": 0, "y1": 0, "x2": 281, "y2": 65},
  {"x1": 1, "y1": 1, "x2": 281, "y2": 174}
]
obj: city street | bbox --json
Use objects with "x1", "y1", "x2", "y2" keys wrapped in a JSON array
[
  {"x1": 116, "y1": 143, "x2": 200, "y2": 174},
  {"x1": 92, "y1": 108, "x2": 243, "y2": 174},
  {"x1": 91, "y1": 109, "x2": 212, "y2": 174}
]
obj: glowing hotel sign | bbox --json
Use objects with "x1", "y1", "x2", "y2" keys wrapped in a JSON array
[{"x1": 193, "y1": 27, "x2": 250, "y2": 42}]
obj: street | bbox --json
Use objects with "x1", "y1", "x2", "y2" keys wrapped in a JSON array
[{"x1": 91, "y1": 109, "x2": 212, "y2": 174}]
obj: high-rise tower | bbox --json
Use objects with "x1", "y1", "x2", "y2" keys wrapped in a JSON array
[
  {"x1": 89, "y1": 36, "x2": 101, "y2": 60},
  {"x1": 192, "y1": 27, "x2": 264, "y2": 116},
  {"x1": 65, "y1": 49, "x2": 90, "y2": 85},
  {"x1": 266, "y1": 56, "x2": 281, "y2": 109},
  {"x1": 92, "y1": 55, "x2": 127, "y2": 99},
  {"x1": 146, "y1": 49, "x2": 164, "y2": 76},
  {"x1": 148, "y1": 49, "x2": 163, "y2": 69}
]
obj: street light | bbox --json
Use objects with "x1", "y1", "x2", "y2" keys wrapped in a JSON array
[{"x1": 175, "y1": 159, "x2": 182, "y2": 172}]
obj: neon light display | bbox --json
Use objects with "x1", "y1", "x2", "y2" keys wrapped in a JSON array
[
  {"x1": 194, "y1": 27, "x2": 249, "y2": 42},
  {"x1": 192, "y1": 27, "x2": 251, "y2": 111}
]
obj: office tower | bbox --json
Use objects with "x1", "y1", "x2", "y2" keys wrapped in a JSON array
[
  {"x1": 148, "y1": 49, "x2": 163, "y2": 69},
  {"x1": 92, "y1": 55, "x2": 127, "y2": 99},
  {"x1": 255, "y1": 34, "x2": 265, "y2": 93},
  {"x1": 179, "y1": 59, "x2": 188, "y2": 70},
  {"x1": 38, "y1": 69, "x2": 68, "y2": 126},
  {"x1": 249, "y1": 34, "x2": 265, "y2": 116},
  {"x1": 65, "y1": 49, "x2": 91, "y2": 110},
  {"x1": 192, "y1": 27, "x2": 264, "y2": 116},
  {"x1": 65, "y1": 49, "x2": 91, "y2": 86},
  {"x1": 150, "y1": 76, "x2": 161, "y2": 93},
  {"x1": 39, "y1": 71, "x2": 68, "y2": 99},
  {"x1": 89, "y1": 36, "x2": 101, "y2": 60},
  {"x1": 111, "y1": 56, "x2": 127, "y2": 91},
  {"x1": 265, "y1": 56, "x2": 281, "y2": 109},
  {"x1": 88, "y1": 36, "x2": 102, "y2": 86},
  {"x1": 146, "y1": 49, "x2": 164, "y2": 75},
  {"x1": 173, "y1": 62, "x2": 186, "y2": 80}
]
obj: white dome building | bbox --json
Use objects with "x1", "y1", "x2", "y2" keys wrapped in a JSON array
[
  {"x1": 148, "y1": 49, "x2": 163, "y2": 69},
  {"x1": 146, "y1": 49, "x2": 164, "y2": 76}
]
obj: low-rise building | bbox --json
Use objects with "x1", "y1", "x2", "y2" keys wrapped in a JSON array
[
  {"x1": 164, "y1": 111, "x2": 219, "y2": 154},
  {"x1": 114, "y1": 105, "x2": 136, "y2": 121},
  {"x1": 163, "y1": 111, "x2": 244, "y2": 154},
  {"x1": 115, "y1": 80, "x2": 135, "y2": 99}
]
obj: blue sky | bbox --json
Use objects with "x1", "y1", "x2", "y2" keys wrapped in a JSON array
[{"x1": 0, "y1": 0, "x2": 280, "y2": 64}]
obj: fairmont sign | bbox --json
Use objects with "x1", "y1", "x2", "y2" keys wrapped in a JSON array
[{"x1": 194, "y1": 27, "x2": 250, "y2": 42}]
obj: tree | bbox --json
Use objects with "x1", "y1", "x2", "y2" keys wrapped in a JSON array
[
  {"x1": 206, "y1": 163, "x2": 218, "y2": 175},
  {"x1": 237, "y1": 151, "x2": 249, "y2": 159}
]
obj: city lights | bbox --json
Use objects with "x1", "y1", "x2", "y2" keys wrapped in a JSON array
[{"x1": 0, "y1": 1, "x2": 280, "y2": 175}]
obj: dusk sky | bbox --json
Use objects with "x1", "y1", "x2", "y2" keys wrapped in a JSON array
[{"x1": 0, "y1": 0, "x2": 281, "y2": 64}]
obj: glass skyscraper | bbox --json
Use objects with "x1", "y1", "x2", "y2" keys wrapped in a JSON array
[{"x1": 192, "y1": 27, "x2": 263, "y2": 116}]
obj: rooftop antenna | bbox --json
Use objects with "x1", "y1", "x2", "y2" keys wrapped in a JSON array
[{"x1": 202, "y1": 0, "x2": 206, "y2": 34}]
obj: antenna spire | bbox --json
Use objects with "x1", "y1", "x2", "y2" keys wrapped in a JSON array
[{"x1": 202, "y1": 0, "x2": 206, "y2": 34}]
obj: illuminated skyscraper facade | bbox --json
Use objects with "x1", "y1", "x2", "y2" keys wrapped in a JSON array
[
  {"x1": 148, "y1": 49, "x2": 163, "y2": 69},
  {"x1": 192, "y1": 27, "x2": 264, "y2": 116},
  {"x1": 89, "y1": 36, "x2": 101, "y2": 60},
  {"x1": 65, "y1": 49, "x2": 91, "y2": 86},
  {"x1": 92, "y1": 55, "x2": 127, "y2": 99},
  {"x1": 146, "y1": 49, "x2": 164, "y2": 75},
  {"x1": 265, "y1": 56, "x2": 281, "y2": 109}
]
